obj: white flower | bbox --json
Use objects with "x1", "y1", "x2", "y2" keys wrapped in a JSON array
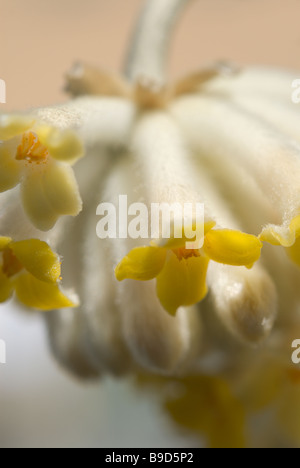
[{"x1": 3, "y1": 0, "x2": 300, "y2": 448}]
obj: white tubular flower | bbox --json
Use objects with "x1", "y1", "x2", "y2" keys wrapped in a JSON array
[
  {"x1": 106, "y1": 158, "x2": 204, "y2": 374},
  {"x1": 171, "y1": 95, "x2": 300, "y2": 261},
  {"x1": 6, "y1": 0, "x2": 300, "y2": 449}
]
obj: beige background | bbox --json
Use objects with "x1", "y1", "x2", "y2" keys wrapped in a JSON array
[
  {"x1": 1, "y1": 0, "x2": 300, "y2": 448},
  {"x1": 2, "y1": 0, "x2": 300, "y2": 111}
]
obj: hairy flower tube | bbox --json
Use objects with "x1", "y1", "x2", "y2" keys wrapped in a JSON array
[{"x1": 4, "y1": 0, "x2": 300, "y2": 449}]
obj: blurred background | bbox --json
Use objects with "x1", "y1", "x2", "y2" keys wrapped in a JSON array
[{"x1": 1, "y1": 0, "x2": 300, "y2": 448}]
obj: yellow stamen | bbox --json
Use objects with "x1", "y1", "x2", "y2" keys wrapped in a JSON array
[
  {"x1": 15, "y1": 132, "x2": 49, "y2": 163},
  {"x1": 2, "y1": 248, "x2": 23, "y2": 278}
]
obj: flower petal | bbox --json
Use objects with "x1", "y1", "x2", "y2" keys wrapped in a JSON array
[
  {"x1": 37, "y1": 126, "x2": 84, "y2": 163},
  {"x1": 0, "y1": 115, "x2": 34, "y2": 140},
  {"x1": 164, "y1": 375, "x2": 246, "y2": 448},
  {"x1": 0, "y1": 140, "x2": 22, "y2": 191},
  {"x1": 0, "y1": 269, "x2": 14, "y2": 303},
  {"x1": 156, "y1": 252, "x2": 209, "y2": 315},
  {"x1": 204, "y1": 229, "x2": 262, "y2": 267},
  {"x1": 155, "y1": 221, "x2": 216, "y2": 249},
  {"x1": 0, "y1": 237, "x2": 12, "y2": 251},
  {"x1": 260, "y1": 215, "x2": 300, "y2": 247},
  {"x1": 9, "y1": 239, "x2": 61, "y2": 283},
  {"x1": 21, "y1": 161, "x2": 82, "y2": 231},
  {"x1": 286, "y1": 237, "x2": 300, "y2": 267},
  {"x1": 14, "y1": 273, "x2": 77, "y2": 311},
  {"x1": 115, "y1": 246, "x2": 167, "y2": 281}
]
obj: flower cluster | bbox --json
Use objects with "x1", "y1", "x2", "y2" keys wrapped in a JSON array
[{"x1": 2, "y1": 0, "x2": 300, "y2": 449}]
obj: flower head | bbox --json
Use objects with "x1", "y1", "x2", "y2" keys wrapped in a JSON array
[
  {"x1": 0, "y1": 115, "x2": 83, "y2": 231},
  {"x1": 4, "y1": 0, "x2": 300, "y2": 449}
]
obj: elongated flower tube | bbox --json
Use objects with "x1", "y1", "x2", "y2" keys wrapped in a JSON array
[
  {"x1": 170, "y1": 95, "x2": 300, "y2": 264},
  {"x1": 45, "y1": 167, "x2": 134, "y2": 378},
  {"x1": 115, "y1": 113, "x2": 264, "y2": 326},
  {"x1": 99, "y1": 156, "x2": 205, "y2": 373}
]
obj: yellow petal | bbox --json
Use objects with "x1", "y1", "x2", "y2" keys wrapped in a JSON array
[
  {"x1": 0, "y1": 115, "x2": 34, "y2": 140},
  {"x1": 0, "y1": 237, "x2": 12, "y2": 251},
  {"x1": 115, "y1": 246, "x2": 167, "y2": 281},
  {"x1": 0, "y1": 269, "x2": 14, "y2": 303},
  {"x1": 21, "y1": 161, "x2": 82, "y2": 231},
  {"x1": 156, "y1": 252, "x2": 209, "y2": 315},
  {"x1": 0, "y1": 140, "x2": 22, "y2": 191},
  {"x1": 155, "y1": 221, "x2": 216, "y2": 249},
  {"x1": 277, "y1": 369, "x2": 300, "y2": 443},
  {"x1": 10, "y1": 239, "x2": 61, "y2": 283},
  {"x1": 165, "y1": 375, "x2": 246, "y2": 449},
  {"x1": 260, "y1": 216, "x2": 300, "y2": 267},
  {"x1": 237, "y1": 359, "x2": 283, "y2": 413},
  {"x1": 287, "y1": 237, "x2": 300, "y2": 267},
  {"x1": 260, "y1": 215, "x2": 300, "y2": 247},
  {"x1": 37, "y1": 126, "x2": 84, "y2": 163},
  {"x1": 14, "y1": 273, "x2": 77, "y2": 311},
  {"x1": 204, "y1": 229, "x2": 262, "y2": 267}
]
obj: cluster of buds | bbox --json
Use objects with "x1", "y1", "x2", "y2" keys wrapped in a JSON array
[{"x1": 2, "y1": 0, "x2": 300, "y2": 448}]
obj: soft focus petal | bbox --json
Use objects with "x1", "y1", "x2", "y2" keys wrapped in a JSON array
[
  {"x1": 0, "y1": 237, "x2": 12, "y2": 251},
  {"x1": 0, "y1": 269, "x2": 14, "y2": 302},
  {"x1": 277, "y1": 370, "x2": 300, "y2": 443},
  {"x1": 0, "y1": 140, "x2": 22, "y2": 191},
  {"x1": 9, "y1": 239, "x2": 61, "y2": 283},
  {"x1": 155, "y1": 221, "x2": 216, "y2": 249},
  {"x1": 37, "y1": 126, "x2": 84, "y2": 163},
  {"x1": 115, "y1": 246, "x2": 167, "y2": 281},
  {"x1": 164, "y1": 375, "x2": 246, "y2": 449},
  {"x1": 204, "y1": 229, "x2": 262, "y2": 267},
  {"x1": 207, "y1": 263, "x2": 277, "y2": 344},
  {"x1": 21, "y1": 161, "x2": 82, "y2": 231},
  {"x1": 202, "y1": 66, "x2": 296, "y2": 104},
  {"x1": 0, "y1": 115, "x2": 34, "y2": 140},
  {"x1": 287, "y1": 238, "x2": 300, "y2": 267},
  {"x1": 156, "y1": 252, "x2": 209, "y2": 315},
  {"x1": 14, "y1": 273, "x2": 76, "y2": 311}
]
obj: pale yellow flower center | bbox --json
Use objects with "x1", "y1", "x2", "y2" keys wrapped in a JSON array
[
  {"x1": 2, "y1": 248, "x2": 23, "y2": 278},
  {"x1": 15, "y1": 132, "x2": 48, "y2": 163}
]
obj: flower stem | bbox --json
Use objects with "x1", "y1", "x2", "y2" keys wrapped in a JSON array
[{"x1": 124, "y1": 0, "x2": 190, "y2": 83}]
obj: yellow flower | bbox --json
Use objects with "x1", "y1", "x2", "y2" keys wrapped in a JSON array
[
  {"x1": 0, "y1": 236, "x2": 76, "y2": 310},
  {"x1": 260, "y1": 215, "x2": 300, "y2": 267},
  {"x1": 0, "y1": 115, "x2": 84, "y2": 231},
  {"x1": 115, "y1": 224, "x2": 262, "y2": 315},
  {"x1": 136, "y1": 373, "x2": 246, "y2": 449}
]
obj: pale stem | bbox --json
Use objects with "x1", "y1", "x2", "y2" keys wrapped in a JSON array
[{"x1": 124, "y1": 0, "x2": 191, "y2": 83}]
